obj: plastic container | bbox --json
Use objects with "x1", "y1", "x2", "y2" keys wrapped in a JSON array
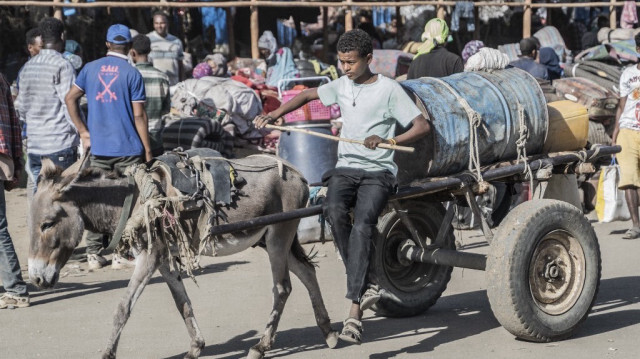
[
  {"x1": 395, "y1": 68, "x2": 548, "y2": 185},
  {"x1": 278, "y1": 76, "x2": 335, "y2": 123},
  {"x1": 276, "y1": 122, "x2": 338, "y2": 184},
  {"x1": 544, "y1": 100, "x2": 589, "y2": 153}
]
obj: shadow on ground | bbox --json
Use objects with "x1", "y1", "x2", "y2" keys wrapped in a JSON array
[
  {"x1": 26, "y1": 261, "x2": 250, "y2": 306},
  {"x1": 164, "y1": 276, "x2": 640, "y2": 359}
]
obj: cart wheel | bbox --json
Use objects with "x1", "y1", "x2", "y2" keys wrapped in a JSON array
[
  {"x1": 487, "y1": 199, "x2": 600, "y2": 342},
  {"x1": 371, "y1": 201, "x2": 454, "y2": 317}
]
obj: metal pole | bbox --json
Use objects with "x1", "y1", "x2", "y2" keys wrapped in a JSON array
[{"x1": 399, "y1": 241, "x2": 487, "y2": 271}]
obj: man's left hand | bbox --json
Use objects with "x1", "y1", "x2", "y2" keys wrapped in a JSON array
[{"x1": 363, "y1": 135, "x2": 385, "y2": 149}]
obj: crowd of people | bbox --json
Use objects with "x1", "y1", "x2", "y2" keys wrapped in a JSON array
[{"x1": 0, "y1": 8, "x2": 639, "y2": 351}]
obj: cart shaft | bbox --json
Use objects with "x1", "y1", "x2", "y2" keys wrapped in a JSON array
[{"x1": 399, "y1": 242, "x2": 487, "y2": 271}]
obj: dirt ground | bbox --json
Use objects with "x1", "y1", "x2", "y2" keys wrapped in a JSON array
[{"x1": 1, "y1": 187, "x2": 639, "y2": 359}]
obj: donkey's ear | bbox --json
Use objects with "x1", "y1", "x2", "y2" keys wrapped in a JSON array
[{"x1": 38, "y1": 158, "x2": 64, "y2": 185}]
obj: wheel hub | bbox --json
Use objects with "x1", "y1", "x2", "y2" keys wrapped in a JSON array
[{"x1": 529, "y1": 230, "x2": 586, "y2": 315}]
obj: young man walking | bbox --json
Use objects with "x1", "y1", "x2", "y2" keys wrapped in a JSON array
[
  {"x1": 254, "y1": 29, "x2": 430, "y2": 345},
  {"x1": 0, "y1": 72, "x2": 29, "y2": 309},
  {"x1": 17, "y1": 17, "x2": 79, "y2": 190},
  {"x1": 612, "y1": 33, "x2": 640, "y2": 239},
  {"x1": 65, "y1": 24, "x2": 152, "y2": 269}
]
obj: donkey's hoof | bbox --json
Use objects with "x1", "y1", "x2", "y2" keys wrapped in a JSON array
[
  {"x1": 325, "y1": 331, "x2": 339, "y2": 349},
  {"x1": 246, "y1": 348, "x2": 264, "y2": 359}
]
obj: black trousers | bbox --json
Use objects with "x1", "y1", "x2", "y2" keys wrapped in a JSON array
[{"x1": 322, "y1": 168, "x2": 396, "y2": 302}]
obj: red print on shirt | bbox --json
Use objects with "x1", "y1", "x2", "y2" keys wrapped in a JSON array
[{"x1": 96, "y1": 65, "x2": 120, "y2": 103}]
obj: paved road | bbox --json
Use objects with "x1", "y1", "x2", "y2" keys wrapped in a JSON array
[{"x1": 2, "y1": 188, "x2": 639, "y2": 358}]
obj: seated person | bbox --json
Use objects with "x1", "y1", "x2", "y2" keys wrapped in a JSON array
[{"x1": 509, "y1": 37, "x2": 549, "y2": 80}]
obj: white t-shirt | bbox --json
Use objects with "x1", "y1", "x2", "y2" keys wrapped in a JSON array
[
  {"x1": 618, "y1": 65, "x2": 640, "y2": 131},
  {"x1": 148, "y1": 31, "x2": 184, "y2": 86},
  {"x1": 317, "y1": 74, "x2": 422, "y2": 175}
]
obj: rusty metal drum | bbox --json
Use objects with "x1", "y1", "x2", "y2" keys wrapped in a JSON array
[{"x1": 395, "y1": 68, "x2": 548, "y2": 185}]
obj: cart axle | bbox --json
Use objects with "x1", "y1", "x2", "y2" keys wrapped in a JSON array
[{"x1": 399, "y1": 240, "x2": 487, "y2": 271}]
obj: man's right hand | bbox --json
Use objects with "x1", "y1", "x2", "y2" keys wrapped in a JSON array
[
  {"x1": 80, "y1": 132, "x2": 91, "y2": 154},
  {"x1": 253, "y1": 114, "x2": 275, "y2": 129}
]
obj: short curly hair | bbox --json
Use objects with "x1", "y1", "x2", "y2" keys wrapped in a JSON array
[
  {"x1": 38, "y1": 17, "x2": 64, "y2": 45},
  {"x1": 337, "y1": 29, "x2": 373, "y2": 58},
  {"x1": 132, "y1": 34, "x2": 151, "y2": 55}
]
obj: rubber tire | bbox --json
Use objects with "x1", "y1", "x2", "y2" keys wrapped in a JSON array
[
  {"x1": 371, "y1": 201, "x2": 454, "y2": 317},
  {"x1": 486, "y1": 199, "x2": 601, "y2": 342}
]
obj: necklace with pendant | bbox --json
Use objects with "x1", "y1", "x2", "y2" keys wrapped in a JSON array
[{"x1": 351, "y1": 83, "x2": 363, "y2": 107}]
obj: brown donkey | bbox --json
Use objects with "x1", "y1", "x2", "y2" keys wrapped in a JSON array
[{"x1": 28, "y1": 155, "x2": 338, "y2": 359}]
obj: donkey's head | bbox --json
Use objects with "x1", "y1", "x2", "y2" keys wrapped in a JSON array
[{"x1": 28, "y1": 158, "x2": 90, "y2": 289}]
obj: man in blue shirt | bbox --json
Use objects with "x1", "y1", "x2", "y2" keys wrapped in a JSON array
[
  {"x1": 509, "y1": 37, "x2": 550, "y2": 80},
  {"x1": 65, "y1": 24, "x2": 152, "y2": 270}
]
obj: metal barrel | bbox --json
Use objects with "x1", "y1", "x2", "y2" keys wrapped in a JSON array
[
  {"x1": 395, "y1": 68, "x2": 548, "y2": 185},
  {"x1": 276, "y1": 121, "x2": 338, "y2": 184}
]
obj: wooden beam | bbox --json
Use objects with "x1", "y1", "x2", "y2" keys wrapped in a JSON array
[
  {"x1": 0, "y1": 1, "x2": 633, "y2": 9},
  {"x1": 251, "y1": 4, "x2": 259, "y2": 59},
  {"x1": 523, "y1": 0, "x2": 532, "y2": 38},
  {"x1": 53, "y1": 0, "x2": 62, "y2": 20},
  {"x1": 345, "y1": 0, "x2": 353, "y2": 31},
  {"x1": 437, "y1": 0, "x2": 446, "y2": 19},
  {"x1": 610, "y1": 0, "x2": 617, "y2": 29},
  {"x1": 226, "y1": 7, "x2": 236, "y2": 58},
  {"x1": 322, "y1": 7, "x2": 329, "y2": 62}
]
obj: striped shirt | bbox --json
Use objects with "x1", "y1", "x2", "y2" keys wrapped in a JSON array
[
  {"x1": 148, "y1": 31, "x2": 184, "y2": 86},
  {"x1": 0, "y1": 73, "x2": 22, "y2": 169},
  {"x1": 16, "y1": 49, "x2": 79, "y2": 155},
  {"x1": 135, "y1": 62, "x2": 170, "y2": 131}
]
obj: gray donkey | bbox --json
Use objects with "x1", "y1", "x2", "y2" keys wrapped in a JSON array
[{"x1": 28, "y1": 155, "x2": 338, "y2": 359}]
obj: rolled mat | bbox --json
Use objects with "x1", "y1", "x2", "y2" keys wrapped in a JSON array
[{"x1": 162, "y1": 117, "x2": 234, "y2": 157}]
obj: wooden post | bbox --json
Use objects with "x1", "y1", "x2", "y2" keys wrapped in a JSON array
[
  {"x1": 53, "y1": 0, "x2": 63, "y2": 20},
  {"x1": 322, "y1": 7, "x2": 329, "y2": 62},
  {"x1": 250, "y1": 1, "x2": 259, "y2": 59},
  {"x1": 345, "y1": 0, "x2": 353, "y2": 32},
  {"x1": 610, "y1": 0, "x2": 617, "y2": 29},
  {"x1": 437, "y1": 0, "x2": 446, "y2": 20},
  {"x1": 395, "y1": 5, "x2": 403, "y2": 43},
  {"x1": 523, "y1": 0, "x2": 532, "y2": 38},
  {"x1": 226, "y1": 7, "x2": 236, "y2": 59}
]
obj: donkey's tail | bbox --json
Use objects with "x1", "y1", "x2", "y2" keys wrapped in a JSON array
[{"x1": 291, "y1": 234, "x2": 318, "y2": 268}]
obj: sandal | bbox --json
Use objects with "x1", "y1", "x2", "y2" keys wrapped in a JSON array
[
  {"x1": 360, "y1": 285, "x2": 382, "y2": 311},
  {"x1": 339, "y1": 317, "x2": 363, "y2": 345},
  {"x1": 623, "y1": 227, "x2": 640, "y2": 240}
]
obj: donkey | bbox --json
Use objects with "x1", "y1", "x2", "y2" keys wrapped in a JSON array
[{"x1": 28, "y1": 155, "x2": 338, "y2": 359}]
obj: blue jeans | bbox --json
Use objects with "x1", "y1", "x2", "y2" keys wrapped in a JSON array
[
  {"x1": 0, "y1": 181, "x2": 28, "y2": 296},
  {"x1": 322, "y1": 168, "x2": 396, "y2": 302},
  {"x1": 28, "y1": 147, "x2": 78, "y2": 192}
]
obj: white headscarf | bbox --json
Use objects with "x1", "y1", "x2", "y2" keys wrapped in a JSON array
[{"x1": 258, "y1": 30, "x2": 278, "y2": 60}]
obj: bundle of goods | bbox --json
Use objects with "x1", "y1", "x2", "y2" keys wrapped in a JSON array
[
  {"x1": 369, "y1": 49, "x2": 413, "y2": 78},
  {"x1": 576, "y1": 39, "x2": 640, "y2": 64},
  {"x1": 172, "y1": 77, "x2": 264, "y2": 141},
  {"x1": 551, "y1": 77, "x2": 618, "y2": 121},
  {"x1": 162, "y1": 114, "x2": 234, "y2": 158},
  {"x1": 597, "y1": 27, "x2": 640, "y2": 44},
  {"x1": 395, "y1": 68, "x2": 548, "y2": 185},
  {"x1": 533, "y1": 26, "x2": 570, "y2": 62},
  {"x1": 564, "y1": 60, "x2": 624, "y2": 95},
  {"x1": 497, "y1": 43, "x2": 520, "y2": 62},
  {"x1": 295, "y1": 59, "x2": 340, "y2": 80}
]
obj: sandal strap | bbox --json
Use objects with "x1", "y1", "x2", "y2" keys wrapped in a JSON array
[{"x1": 343, "y1": 317, "x2": 363, "y2": 330}]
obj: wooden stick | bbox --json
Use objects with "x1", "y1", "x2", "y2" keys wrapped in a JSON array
[{"x1": 266, "y1": 124, "x2": 415, "y2": 153}]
